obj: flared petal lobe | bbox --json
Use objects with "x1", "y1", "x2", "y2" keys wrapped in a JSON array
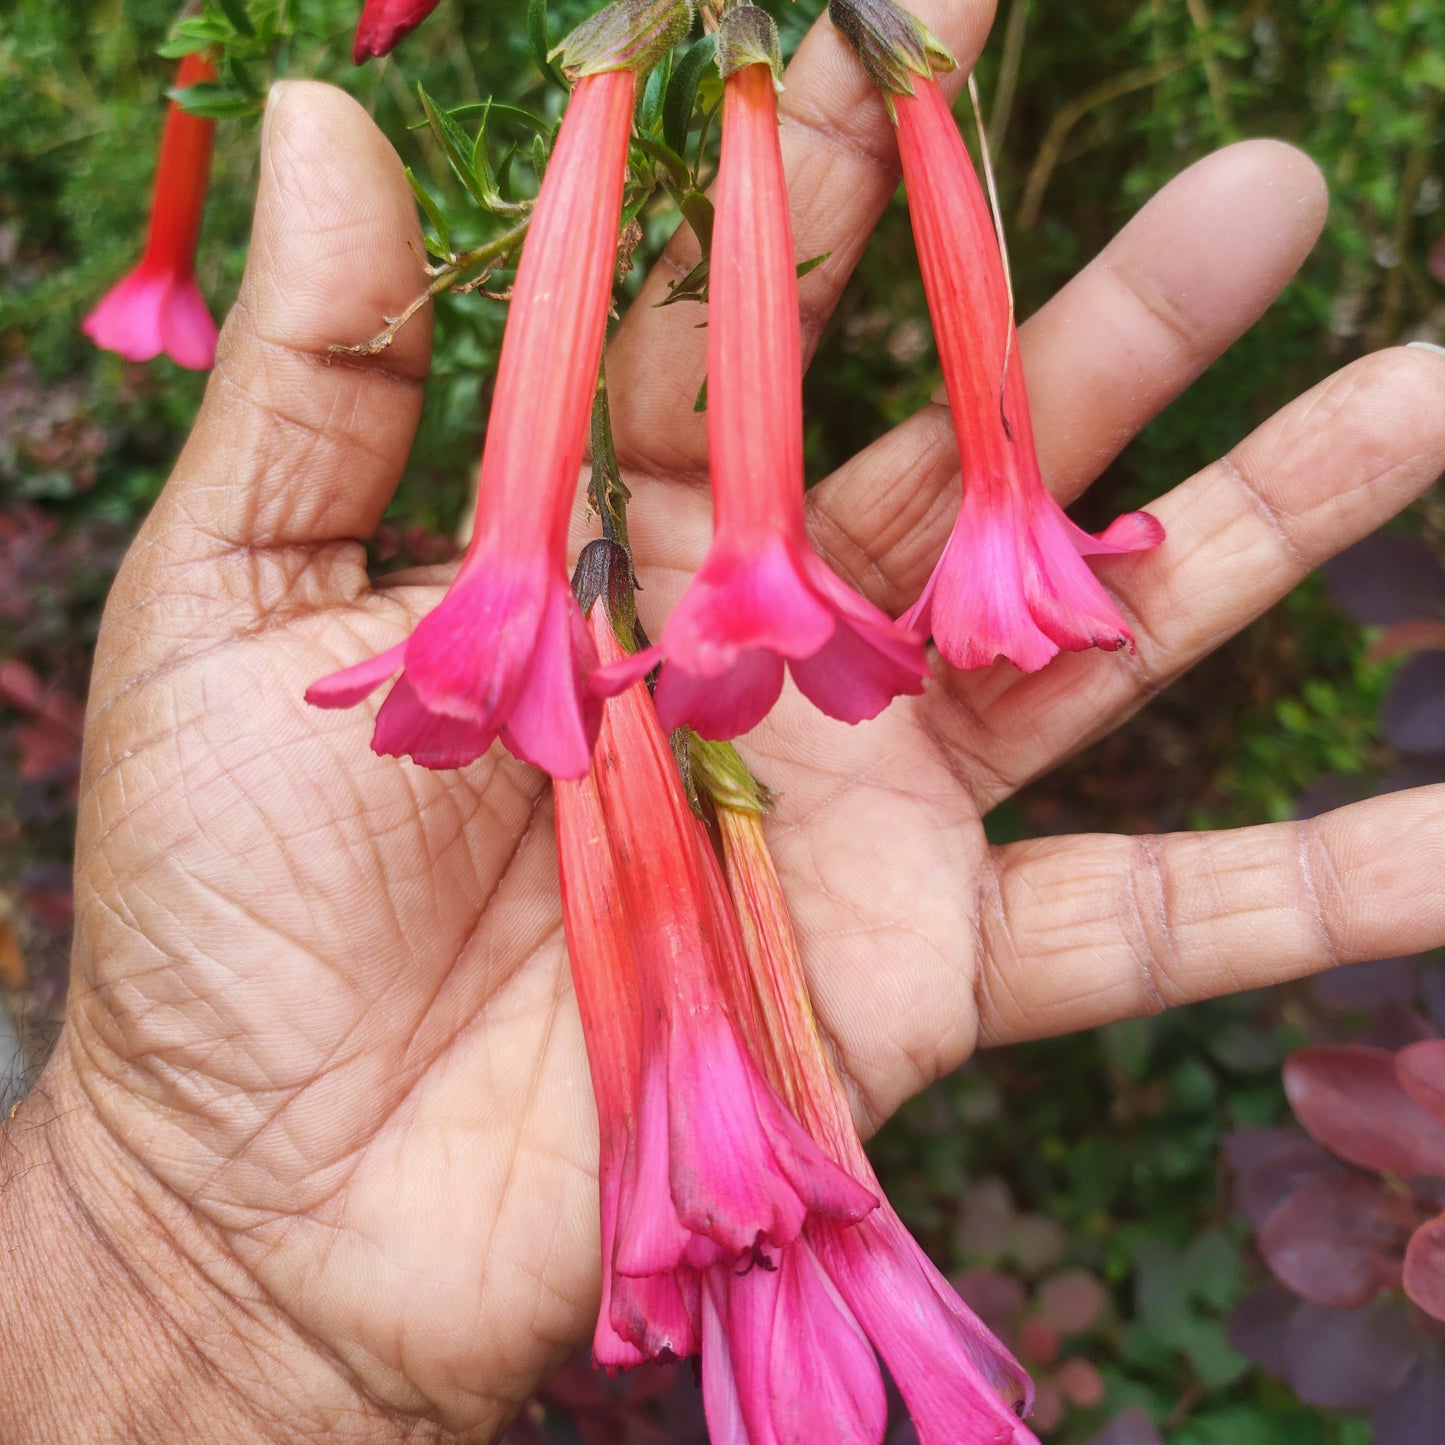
[
  {"x1": 651, "y1": 60, "x2": 927, "y2": 738},
  {"x1": 83, "y1": 53, "x2": 218, "y2": 371},
  {"x1": 702, "y1": 1240, "x2": 888, "y2": 1445},
  {"x1": 891, "y1": 73, "x2": 1162, "y2": 674},
  {"x1": 307, "y1": 70, "x2": 639, "y2": 780}
]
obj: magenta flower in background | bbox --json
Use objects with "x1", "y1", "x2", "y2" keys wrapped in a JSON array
[
  {"x1": 352, "y1": 0, "x2": 442, "y2": 63},
  {"x1": 830, "y1": 0, "x2": 1162, "y2": 674},
  {"x1": 308, "y1": 67, "x2": 645, "y2": 779},
  {"x1": 649, "y1": 14, "x2": 928, "y2": 741},
  {"x1": 83, "y1": 52, "x2": 219, "y2": 372}
]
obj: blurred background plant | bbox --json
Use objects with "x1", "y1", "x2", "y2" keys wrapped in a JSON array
[{"x1": 1, "y1": 0, "x2": 1442, "y2": 1439}]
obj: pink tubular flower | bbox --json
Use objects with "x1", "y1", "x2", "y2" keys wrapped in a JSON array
[
  {"x1": 696, "y1": 759, "x2": 1038, "y2": 1445},
  {"x1": 83, "y1": 53, "x2": 219, "y2": 371},
  {"x1": 564, "y1": 562, "x2": 876, "y2": 1300},
  {"x1": 650, "y1": 18, "x2": 928, "y2": 740},
  {"x1": 352, "y1": 0, "x2": 442, "y2": 63},
  {"x1": 831, "y1": 0, "x2": 1162, "y2": 674},
  {"x1": 554, "y1": 619, "x2": 699, "y2": 1367},
  {"x1": 307, "y1": 67, "x2": 645, "y2": 779}
]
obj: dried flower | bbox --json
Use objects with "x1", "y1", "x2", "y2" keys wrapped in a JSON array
[
  {"x1": 82, "y1": 53, "x2": 219, "y2": 371},
  {"x1": 697, "y1": 751, "x2": 1039, "y2": 1444}
]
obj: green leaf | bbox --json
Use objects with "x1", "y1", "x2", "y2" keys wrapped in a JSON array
[
  {"x1": 444, "y1": 102, "x2": 551, "y2": 136},
  {"x1": 693, "y1": 376, "x2": 707, "y2": 412},
  {"x1": 167, "y1": 82, "x2": 258, "y2": 119},
  {"x1": 663, "y1": 33, "x2": 715, "y2": 155},
  {"x1": 796, "y1": 251, "x2": 831, "y2": 280},
  {"x1": 640, "y1": 52, "x2": 671, "y2": 134},
  {"x1": 406, "y1": 168, "x2": 451, "y2": 256},
  {"x1": 527, "y1": 0, "x2": 564, "y2": 88},
  {"x1": 210, "y1": 0, "x2": 254, "y2": 38},
  {"x1": 417, "y1": 84, "x2": 489, "y2": 209}
]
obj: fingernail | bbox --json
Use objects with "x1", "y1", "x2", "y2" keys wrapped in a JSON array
[{"x1": 1406, "y1": 341, "x2": 1445, "y2": 358}]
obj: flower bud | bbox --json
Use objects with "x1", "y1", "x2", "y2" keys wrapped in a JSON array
[{"x1": 552, "y1": 0, "x2": 694, "y2": 81}]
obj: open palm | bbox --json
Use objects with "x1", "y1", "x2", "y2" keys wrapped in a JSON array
[{"x1": 54, "y1": 4, "x2": 1445, "y2": 1441}]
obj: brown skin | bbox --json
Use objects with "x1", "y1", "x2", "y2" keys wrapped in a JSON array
[{"x1": 4, "y1": 1, "x2": 1445, "y2": 1439}]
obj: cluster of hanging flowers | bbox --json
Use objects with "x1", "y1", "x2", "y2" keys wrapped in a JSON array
[
  {"x1": 87, "y1": 0, "x2": 1168, "y2": 1438},
  {"x1": 305, "y1": 0, "x2": 1165, "y2": 1437}
]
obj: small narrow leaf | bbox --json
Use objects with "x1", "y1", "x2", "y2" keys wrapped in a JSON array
[
  {"x1": 406, "y1": 168, "x2": 451, "y2": 256},
  {"x1": 418, "y1": 85, "x2": 489, "y2": 209},
  {"x1": 640, "y1": 52, "x2": 671, "y2": 133},
  {"x1": 662, "y1": 32, "x2": 715, "y2": 154},
  {"x1": 212, "y1": 0, "x2": 255, "y2": 38},
  {"x1": 527, "y1": 0, "x2": 564, "y2": 87},
  {"x1": 796, "y1": 251, "x2": 831, "y2": 280}
]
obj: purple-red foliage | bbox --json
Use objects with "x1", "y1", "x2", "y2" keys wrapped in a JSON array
[{"x1": 1227, "y1": 983, "x2": 1445, "y2": 1437}]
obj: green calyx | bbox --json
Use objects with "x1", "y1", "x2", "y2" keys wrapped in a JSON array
[
  {"x1": 687, "y1": 734, "x2": 774, "y2": 815},
  {"x1": 715, "y1": 2, "x2": 784, "y2": 87},
  {"x1": 826, "y1": 0, "x2": 955, "y2": 110},
  {"x1": 552, "y1": 0, "x2": 695, "y2": 82}
]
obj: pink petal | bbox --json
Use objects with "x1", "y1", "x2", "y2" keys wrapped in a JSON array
[
  {"x1": 157, "y1": 275, "x2": 219, "y2": 371},
  {"x1": 83, "y1": 268, "x2": 170, "y2": 363},
  {"x1": 614, "y1": 1052, "x2": 701, "y2": 1278},
  {"x1": 665, "y1": 1010, "x2": 876, "y2": 1256},
  {"x1": 909, "y1": 499, "x2": 1059, "y2": 673},
  {"x1": 701, "y1": 1284, "x2": 751, "y2": 1445},
  {"x1": 712, "y1": 1243, "x2": 887, "y2": 1445},
  {"x1": 371, "y1": 673, "x2": 496, "y2": 768},
  {"x1": 305, "y1": 641, "x2": 407, "y2": 709},
  {"x1": 498, "y1": 581, "x2": 601, "y2": 780},
  {"x1": 814, "y1": 1208, "x2": 1039, "y2": 1445},
  {"x1": 1077, "y1": 508, "x2": 1166, "y2": 555},
  {"x1": 660, "y1": 539, "x2": 837, "y2": 675},
  {"x1": 403, "y1": 557, "x2": 544, "y2": 723},
  {"x1": 654, "y1": 645, "x2": 786, "y2": 738},
  {"x1": 1020, "y1": 503, "x2": 1136, "y2": 655}
]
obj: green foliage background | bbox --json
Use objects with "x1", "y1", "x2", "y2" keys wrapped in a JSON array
[{"x1": 1, "y1": 1, "x2": 1442, "y2": 1441}]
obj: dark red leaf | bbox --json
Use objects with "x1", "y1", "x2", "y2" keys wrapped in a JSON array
[
  {"x1": 1322, "y1": 535, "x2": 1445, "y2": 626},
  {"x1": 1284, "y1": 1045, "x2": 1445, "y2": 1178},
  {"x1": 1282, "y1": 1297, "x2": 1421, "y2": 1409},
  {"x1": 1371, "y1": 1360, "x2": 1445, "y2": 1445},
  {"x1": 1259, "y1": 1174, "x2": 1414, "y2": 1308},
  {"x1": 1312, "y1": 957, "x2": 1420, "y2": 1009},
  {"x1": 1398, "y1": 1040, "x2": 1445, "y2": 1128},
  {"x1": 1381, "y1": 652, "x2": 1445, "y2": 755},
  {"x1": 1404, "y1": 1211, "x2": 1445, "y2": 1322},
  {"x1": 1036, "y1": 1269, "x2": 1108, "y2": 1334},
  {"x1": 1055, "y1": 1357, "x2": 1105, "y2": 1407},
  {"x1": 1225, "y1": 1129, "x2": 1349, "y2": 1232},
  {"x1": 1228, "y1": 1281, "x2": 1301, "y2": 1376},
  {"x1": 1084, "y1": 1406, "x2": 1165, "y2": 1445},
  {"x1": 952, "y1": 1266, "x2": 1027, "y2": 1332},
  {"x1": 1357, "y1": 1002, "x2": 1438, "y2": 1051}
]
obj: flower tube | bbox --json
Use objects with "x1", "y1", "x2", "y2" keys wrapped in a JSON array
[
  {"x1": 650, "y1": 6, "x2": 928, "y2": 740},
  {"x1": 832, "y1": 0, "x2": 1163, "y2": 674},
  {"x1": 83, "y1": 53, "x2": 219, "y2": 371},
  {"x1": 309, "y1": 2, "x2": 689, "y2": 779}
]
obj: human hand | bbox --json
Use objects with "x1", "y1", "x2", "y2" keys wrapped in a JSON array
[{"x1": 5, "y1": 2, "x2": 1445, "y2": 1441}]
